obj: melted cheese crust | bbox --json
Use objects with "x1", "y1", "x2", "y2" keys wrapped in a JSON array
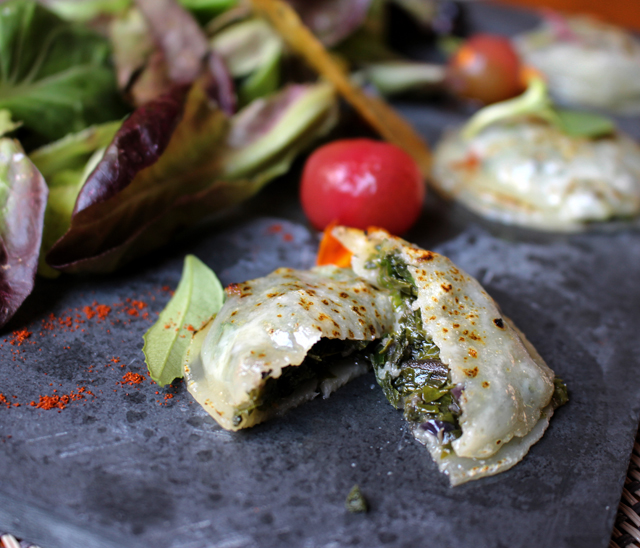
[
  {"x1": 515, "y1": 16, "x2": 640, "y2": 113},
  {"x1": 433, "y1": 121, "x2": 640, "y2": 231},
  {"x1": 334, "y1": 227, "x2": 556, "y2": 481},
  {"x1": 184, "y1": 265, "x2": 396, "y2": 430}
]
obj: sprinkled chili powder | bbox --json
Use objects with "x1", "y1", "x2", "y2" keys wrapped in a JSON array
[
  {"x1": 10, "y1": 329, "x2": 32, "y2": 346},
  {"x1": 30, "y1": 387, "x2": 94, "y2": 412},
  {"x1": 120, "y1": 372, "x2": 146, "y2": 385},
  {"x1": 1, "y1": 290, "x2": 162, "y2": 412}
]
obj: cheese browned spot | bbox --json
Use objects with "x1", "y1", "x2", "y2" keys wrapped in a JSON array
[
  {"x1": 332, "y1": 226, "x2": 558, "y2": 485},
  {"x1": 183, "y1": 265, "x2": 397, "y2": 431}
]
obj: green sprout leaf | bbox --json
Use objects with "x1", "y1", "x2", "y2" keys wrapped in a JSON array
[
  {"x1": 143, "y1": 255, "x2": 225, "y2": 386},
  {"x1": 462, "y1": 77, "x2": 615, "y2": 140}
]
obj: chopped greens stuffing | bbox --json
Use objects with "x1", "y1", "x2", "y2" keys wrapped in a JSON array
[
  {"x1": 551, "y1": 378, "x2": 569, "y2": 410},
  {"x1": 367, "y1": 250, "x2": 462, "y2": 448},
  {"x1": 234, "y1": 338, "x2": 373, "y2": 428},
  {"x1": 345, "y1": 485, "x2": 368, "y2": 513}
]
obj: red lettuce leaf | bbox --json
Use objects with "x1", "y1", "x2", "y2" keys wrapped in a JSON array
[
  {"x1": 286, "y1": 0, "x2": 373, "y2": 46},
  {"x1": 46, "y1": 82, "x2": 337, "y2": 274},
  {"x1": 47, "y1": 83, "x2": 228, "y2": 273},
  {"x1": 0, "y1": 139, "x2": 48, "y2": 327},
  {"x1": 74, "y1": 85, "x2": 189, "y2": 213},
  {"x1": 134, "y1": 0, "x2": 236, "y2": 113}
]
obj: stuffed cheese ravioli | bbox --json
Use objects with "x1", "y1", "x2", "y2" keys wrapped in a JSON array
[
  {"x1": 432, "y1": 120, "x2": 640, "y2": 231},
  {"x1": 333, "y1": 227, "x2": 567, "y2": 485},
  {"x1": 515, "y1": 16, "x2": 640, "y2": 113},
  {"x1": 183, "y1": 265, "x2": 396, "y2": 431}
]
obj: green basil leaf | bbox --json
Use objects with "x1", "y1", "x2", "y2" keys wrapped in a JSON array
[
  {"x1": 0, "y1": 0, "x2": 128, "y2": 145},
  {"x1": 553, "y1": 108, "x2": 616, "y2": 138},
  {"x1": 143, "y1": 255, "x2": 225, "y2": 386}
]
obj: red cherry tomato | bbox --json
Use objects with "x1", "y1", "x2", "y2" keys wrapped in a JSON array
[
  {"x1": 446, "y1": 34, "x2": 523, "y2": 104},
  {"x1": 300, "y1": 139, "x2": 425, "y2": 235}
]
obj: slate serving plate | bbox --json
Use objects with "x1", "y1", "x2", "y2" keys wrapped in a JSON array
[{"x1": 2, "y1": 3, "x2": 640, "y2": 548}]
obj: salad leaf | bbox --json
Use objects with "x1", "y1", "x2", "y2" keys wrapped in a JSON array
[
  {"x1": 134, "y1": 0, "x2": 236, "y2": 113},
  {"x1": 0, "y1": 0, "x2": 128, "y2": 144},
  {"x1": 46, "y1": 81, "x2": 337, "y2": 273},
  {"x1": 29, "y1": 121, "x2": 121, "y2": 177},
  {"x1": 39, "y1": 0, "x2": 131, "y2": 22},
  {"x1": 143, "y1": 254, "x2": 224, "y2": 386},
  {"x1": 0, "y1": 138, "x2": 48, "y2": 327},
  {"x1": 363, "y1": 61, "x2": 445, "y2": 96},
  {"x1": 108, "y1": 7, "x2": 156, "y2": 90},
  {"x1": 250, "y1": 0, "x2": 433, "y2": 177},
  {"x1": 462, "y1": 77, "x2": 616, "y2": 140},
  {"x1": 135, "y1": 0, "x2": 209, "y2": 84},
  {"x1": 210, "y1": 18, "x2": 283, "y2": 103},
  {"x1": 29, "y1": 121, "x2": 121, "y2": 277},
  {"x1": 286, "y1": 0, "x2": 373, "y2": 47},
  {"x1": 178, "y1": 0, "x2": 238, "y2": 25},
  {"x1": 0, "y1": 110, "x2": 21, "y2": 137}
]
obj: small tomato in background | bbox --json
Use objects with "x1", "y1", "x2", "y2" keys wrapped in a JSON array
[
  {"x1": 300, "y1": 139, "x2": 425, "y2": 235},
  {"x1": 446, "y1": 34, "x2": 523, "y2": 104}
]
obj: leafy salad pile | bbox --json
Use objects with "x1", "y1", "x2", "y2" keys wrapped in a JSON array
[
  {"x1": 0, "y1": 0, "x2": 614, "y2": 331},
  {"x1": 0, "y1": 0, "x2": 449, "y2": 328}
]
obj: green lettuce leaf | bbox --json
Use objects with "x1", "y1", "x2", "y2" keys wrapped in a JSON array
[
  {"x1": 143, "y1": 254, "x2": 225, "y2": 386},
  {"x1": 0, "y1": 0, "x2": 128, "y2": 145},
  {"x1": 363, "y1": 61, "x2": 445, "y2": 96},
  {"x1": 39, "y1": 0, "x2": 131, "y2": 22},
  {"x1": 0, "y1": 110, "x2": 21, "y2": 137},
  {"x1": 178, "y1": 0, "x2": 238, "y2": 25},
  {"x1": 29, "y1": 121, "x2": 121, "y2": 277},
  {"x1": 210, "y1": 18, "x2": 283, "y2": 104}
]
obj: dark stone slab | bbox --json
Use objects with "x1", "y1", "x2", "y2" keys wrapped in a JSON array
[{"x1": 2, "y1": 3, "x2": 640, "y2": 548}]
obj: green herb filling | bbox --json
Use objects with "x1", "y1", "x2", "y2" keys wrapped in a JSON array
[
  {"x1": 232, "y1": 338, "x2": 372, "y2": 427},
  {"x1": 366, "y1": 251, "x2": 462, "y2": 447}
]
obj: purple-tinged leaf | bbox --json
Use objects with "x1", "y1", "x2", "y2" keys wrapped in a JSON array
[
  {"x1": 0, "y1": 139, "x2": 48, "y2": 327},
  {"x1": 286, "y1": 0, "x2": 373, "y2": 46},
  {"x1": 74, "y1": 85, "x2": 190, "y2": 213},
  {"x1": 134, "y1": 0, "x2": 236, "y2": 113},
  {"x1": 46, "y1": 82, "x2": 337, "y2": 274},
  {"x1": 204, "y1": 51, "x2": 238, "y2": 116},
  {"x1": 135, "y1": 0, "x2": 208, "y2": 83},
  {"x1": 47, "y1": 83, "x2": 228, "y2": 273},
  {"x1": 108, "y1": 7, "x2": 156, "y2": 91}
]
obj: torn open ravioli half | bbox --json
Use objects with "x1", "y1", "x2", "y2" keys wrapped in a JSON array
[
  {"x1": 183, "y1": 265, "x2": 396, "y2": 431},
  {"x1": 333, "y1": 226, "x2": 566, "y2": 485}
]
